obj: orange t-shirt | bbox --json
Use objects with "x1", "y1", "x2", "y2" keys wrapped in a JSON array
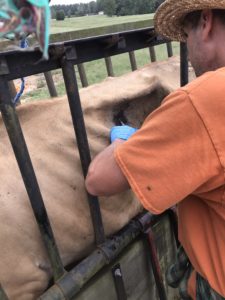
[{"x1": 115, "y1": 67, "x2": 225, "y2": 299}]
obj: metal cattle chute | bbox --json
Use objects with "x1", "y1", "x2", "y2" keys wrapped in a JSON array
[{"x1": 0, "y1": 27, "x2": 188, "y2": 300}]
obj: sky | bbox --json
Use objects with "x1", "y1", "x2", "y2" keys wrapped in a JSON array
[{"x1": 50, "y1": 0, "x2": 93, "y2": 4}]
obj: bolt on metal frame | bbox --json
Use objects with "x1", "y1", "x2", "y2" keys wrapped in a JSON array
[{"x1": 0, "y1": 27, "x2": 188, "y2": 298}]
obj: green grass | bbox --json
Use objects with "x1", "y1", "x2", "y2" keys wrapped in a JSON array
[
  {"x1": 50, "y1": 14, "x2": 154, "y2": 34},
  {"x1": 23, "y1": 42, "x2": 179, "y2": 102},
  {"x1": 22, "y1": 15, "x2": 178, "y2": 102}
]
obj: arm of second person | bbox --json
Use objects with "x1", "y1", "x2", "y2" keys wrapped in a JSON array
[{"x1": 85, "y1": 139, "x2": 130, "y2": 196}]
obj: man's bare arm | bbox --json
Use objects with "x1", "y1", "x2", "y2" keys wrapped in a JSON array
[{"x1": 85, "y1": 139, "x2": 130, "y2": 196}]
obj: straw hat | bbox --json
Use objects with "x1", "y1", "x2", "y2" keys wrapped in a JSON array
[{"x1": 154, "y1": 0, "x2": 225, "y2": 42}]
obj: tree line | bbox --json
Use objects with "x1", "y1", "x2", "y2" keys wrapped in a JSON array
[{"x1": 51, "y1": 0, "x2": 164, "y2": 19}]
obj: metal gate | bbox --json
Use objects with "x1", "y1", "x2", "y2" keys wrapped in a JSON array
[{"x1": 0, "y1": 27, "x2": 188, "y2": 299}]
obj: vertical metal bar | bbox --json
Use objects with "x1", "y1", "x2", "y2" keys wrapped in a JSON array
[
  {"x1": 112, "y1": 264, "x2": 127, "y2": 300},
  {"x1": 105, "y1": 57, "x2": 114, "y2": 77},
  {"x1": 149, "y1": 46, "x2": 156, "y2": 62},
  {"x1": 180, "y1": 42, "x2": 189, "y2": 86},
  {"x1": 167, "y1": 208, "x2": 180, "y2": 249},
  {"x1": 128, "y1": 51, "x2": 137, "y2": 71},
  {"x1": 0, "y1": 284, "x2": 9, "y2": 300},
  {"x1": 77, "y1": 63, "x2": 89, "y2": 87},
  {"x1": 166, "y1": 42, "x2": 173, "y2": 57},
  {"x1": 0, "y1": 78, "x2": 65, "y2": 281},
  {"x1": 44, "y1": 71, "x2": 58, "y2": 97},
  {"x1": 61, "y1": 56, "x2": 105, "y2": 246},
  {"x1": 8, "y1": 81, "x2": 21, "y2": 105},
  {"x1": 144, "y1": 229, "x2": 167, "y2": 300},
  {"x1": 8, "y1": 81, "x2": 17, "y2": 98}
]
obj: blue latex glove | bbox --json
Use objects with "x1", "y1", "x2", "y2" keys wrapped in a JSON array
[{"x1": 110, "y1": 125, "x2": 138, "y2": 143}]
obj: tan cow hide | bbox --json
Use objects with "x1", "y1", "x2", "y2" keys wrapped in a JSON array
[{"x1": 0, "y1": 57, "x2": 186, "y2": 299}]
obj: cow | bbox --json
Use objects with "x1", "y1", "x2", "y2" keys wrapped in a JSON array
[{"x1": 0, "y1": 57, "x2": 189, "y2": 299}]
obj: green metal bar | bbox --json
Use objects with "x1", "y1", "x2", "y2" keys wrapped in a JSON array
[
  {"x1": 149, "y1": 46, "x2": 156, "y2": 62},
  {"x1": 129, "y1": 51, "x2": 137, "y2": 71},
  {"x1": 77, "y1": 64, "x2": 88, "y2": 87},
  {"x1": 105, "y1": 57, "x2": 114, "y2": 77},
  {"x1": 166, "y1": 42, "x2": 173, "y2": 57}
]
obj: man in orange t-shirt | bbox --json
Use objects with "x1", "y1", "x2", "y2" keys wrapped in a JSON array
[{"x1": 86, "y1": 1, "x2": 225, "y2": 299}]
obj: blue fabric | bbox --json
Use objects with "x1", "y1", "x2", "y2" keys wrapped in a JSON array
[
  {"x1": 13, "y1": 77, "x2": 25, "y2": 105},
  {"x1": 110, "y1": 125, "x2": 138, "y2": 143},
  {"x1": 13, "y1": 38, "x2": 28, "y2": 105}
]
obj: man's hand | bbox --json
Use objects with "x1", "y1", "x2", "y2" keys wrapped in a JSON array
[{"x1": 110, "y1": 125, "x2": 138, "y2": 143}]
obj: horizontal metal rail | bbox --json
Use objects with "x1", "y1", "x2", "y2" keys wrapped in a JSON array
[
  {"x1": 39, "y1": 210, "x2": 173, "y2": 300},
  {"x1": 0, "y1": 27, "x2": 167, "y2": 81}
]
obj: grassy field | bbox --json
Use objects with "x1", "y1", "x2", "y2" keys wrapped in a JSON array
[
  {"x1": 22, "y1": 14, "x2": 179, "y2": 102},
  {"x1": 24, "y1": 42, "x2": 179, "y2": 102},
  {"x1": 50, "y1": 14, "x2": 154, "y2": 34}
]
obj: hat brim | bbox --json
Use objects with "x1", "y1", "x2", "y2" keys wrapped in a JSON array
[{"x1": 154, "y1": 0, "x2": 225, "y2": 42}]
